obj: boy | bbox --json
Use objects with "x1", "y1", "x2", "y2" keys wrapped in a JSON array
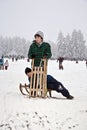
[
  {"x1": 28, "y1": 31, "x2": 52, "y2": 66},
  {"x1": 25, "y1": 67, "x2": 74, "y2": 99}
]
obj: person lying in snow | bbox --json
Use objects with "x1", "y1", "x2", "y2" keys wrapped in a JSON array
[{"x1": 25, "y1": 67, "x2": 74, "y2": 99}]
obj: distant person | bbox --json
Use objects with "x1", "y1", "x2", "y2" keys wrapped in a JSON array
[
  {"x1": 15, "y1": 57, "x2": 18, "y2": 61},
  {"x1": 27, "y1": 58, "x2": 30, "y2": 62},
  {"x1": 4, "y1": 60, "x2": 9, "y2": 70},
  {"x1": 57, "y1": 57, "x2": 64, "y2": 70},
  {"x1": 86, "y1": 61, "x2": 87, "y2": 68},
  {"x1": 12, "y1": 57, "x2": 14, "y2": 62},
  {"x1": 0, "y1": 56, "x2": 4, "y2": 70},
  {"x1": 76, "y1": 60, "x2": 78, "y2": 63},
  {"x1": 28, "y1": 31, "x2": 52, "y2": 66},
  {"x1": 25, "y1": 67, "x2": 74, "y2": 99}
]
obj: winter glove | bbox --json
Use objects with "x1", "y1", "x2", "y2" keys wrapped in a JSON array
[{"x1": 43, "y1": 54, "x2": 47, "y2": 59}]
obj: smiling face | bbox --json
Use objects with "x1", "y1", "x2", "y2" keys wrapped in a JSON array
[{"x1": 35, "y1": 35, "x2": 43, "y2": 44}]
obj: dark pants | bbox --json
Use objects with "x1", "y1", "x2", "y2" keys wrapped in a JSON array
[
  {"x1": 47, "y1": 75, "x2": 70, "y2": 98},
  {"x1": 5, "y1": 66, "x2": 8, "y2": 70}
]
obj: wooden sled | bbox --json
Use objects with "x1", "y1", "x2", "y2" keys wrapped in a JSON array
[
  {"x1": 29, "y1": 58, "x2": 47, "y2": 98},
  {"x1": 19, "y1": 59, "x2": 48, "y2": 98}
]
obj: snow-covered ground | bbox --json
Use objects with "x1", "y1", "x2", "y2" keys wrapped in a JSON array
[{"x1": 0, "y1": 59, "x2": 87, "y2": 130}]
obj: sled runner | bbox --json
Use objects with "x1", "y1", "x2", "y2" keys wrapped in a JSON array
[
  {"x1": 19, "y1": 83, "x2": 52, "y2": 97},
  {"x1": 19, "y1": 83, "x2": 30, "y2": 96},
  {"x1": 19, "y1": 58, "x2": 48, "y2": 98}
]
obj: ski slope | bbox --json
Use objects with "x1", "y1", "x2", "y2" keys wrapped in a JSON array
[{"x1": 0, "y1": 59, "x2": 87, "y2": 130}]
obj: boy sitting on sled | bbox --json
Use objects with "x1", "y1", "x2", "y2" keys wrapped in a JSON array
[{"x1": 25, "y1": 67, "x2": 74, "y2": 99}]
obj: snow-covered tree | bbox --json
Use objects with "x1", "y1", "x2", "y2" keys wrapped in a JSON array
[
  {"x1": 63, "y1": 33, "x2": 71, "y2": 59},
  {"x1": 56, "y1": 31, "x2": 65, "y2": 58},
  {"x1": 0, "y1": 36, "x2": 31, "y2": 58},
  {"x1": 0, "y1": 36, "x2": 3, "y2": 57},
  {"x1": 71, "y1": 29, "x2": 86, "y2": 60},
  {"x1": 0, "y1": 29, "x2": 86, "y2": 60},
  {"x1": 47, "y1": 40, "x2": 57, "y2": 59}
]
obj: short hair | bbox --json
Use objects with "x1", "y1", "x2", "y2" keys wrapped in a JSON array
[{"x1": 25, "y1": 67, "x2": 31, "y2": 74}]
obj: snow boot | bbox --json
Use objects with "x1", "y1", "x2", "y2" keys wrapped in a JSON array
[{"x1": 67, "y1": 95, "x2": 74, "y2": 99}]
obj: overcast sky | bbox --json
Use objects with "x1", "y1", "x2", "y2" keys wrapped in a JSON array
[{"x1": 0, "y1": 0, "x2": 87, "y2": 43}]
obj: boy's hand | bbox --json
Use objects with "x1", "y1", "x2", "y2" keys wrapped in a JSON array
[
  {"x1": 31, "y1": 54, "x2": 36, "y2": 59},
  {"x1": 43, "y1": 54, "x2": 47, "y2": 59}
]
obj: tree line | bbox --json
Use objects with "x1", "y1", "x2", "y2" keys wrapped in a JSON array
[{"x1": 0, "y1": 29, "x2": 87, "y2": 60}]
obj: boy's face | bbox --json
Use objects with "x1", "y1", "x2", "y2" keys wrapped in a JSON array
[
  {"x1": 26, "y1": 72, "x2": 32, "y2": 78},
  {"x1": 35, "y1": 36, "x2": 42, "y2": 44}
]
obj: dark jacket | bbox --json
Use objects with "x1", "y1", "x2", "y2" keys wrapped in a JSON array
[
  {"x1": 0, "y1": 58, "x2": 4, "y2": 65},
  {"x1": 28, "y1": 41, "x2": 52, "y2": 66}
]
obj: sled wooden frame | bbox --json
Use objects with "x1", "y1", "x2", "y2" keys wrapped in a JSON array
[
  {"x1": 19, "y1": 83, "x2": 52, "y2": 97},
  {"x1": 29, "y1": 58, "x2": 47, "y2": 98}
]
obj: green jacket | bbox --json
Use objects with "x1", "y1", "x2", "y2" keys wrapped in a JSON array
[{"x1": 28, "y1": 41, "x2": 52, "y2": 66}]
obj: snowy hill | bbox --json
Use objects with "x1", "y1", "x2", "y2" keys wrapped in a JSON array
[{"x1": 0, "y1": 59, "x2": 87, "y2": 130}]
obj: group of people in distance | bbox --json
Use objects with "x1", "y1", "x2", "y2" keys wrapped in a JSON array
[{"x1": 25, "y1": 31, "x2": 74, "y2": 99}]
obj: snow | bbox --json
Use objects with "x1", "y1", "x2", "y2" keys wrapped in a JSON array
[{"x1": 0, "y1": 59, "x2": 87, "y2": 130}]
